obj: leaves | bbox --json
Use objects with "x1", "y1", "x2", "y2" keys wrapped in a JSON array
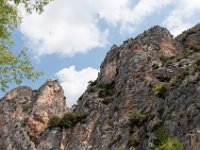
[{"x1": 0, "y1": 0, "x2": 52, "y2": 92}]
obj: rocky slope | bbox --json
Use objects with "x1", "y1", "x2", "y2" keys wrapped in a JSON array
[
  {"x1": 0, "y1": 80, "x2": 67, "y2": 150},
  {"x1": 1, "y1": 24, "x2": 200, "y2": 150}
]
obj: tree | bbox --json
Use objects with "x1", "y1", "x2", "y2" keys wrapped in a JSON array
[{"x1": 0, "y1": 0, "x2": 53, "y2": 92}]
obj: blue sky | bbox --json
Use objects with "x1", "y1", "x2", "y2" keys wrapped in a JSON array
[{"x1": 2, "y1": 0, "x2": 200, "y2": 107}]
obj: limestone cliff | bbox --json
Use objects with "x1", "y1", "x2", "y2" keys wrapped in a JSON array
[
  {"x1": 1, "y1": 24, "x2": 200, "y2": 150},
  {"x1": 0, "y1": 80, "x2": 67, "y2": 149}
]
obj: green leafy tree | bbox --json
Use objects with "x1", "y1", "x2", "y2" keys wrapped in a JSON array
[{"x1": 0, "y1": 0, "x2": 53, "y2": 92}]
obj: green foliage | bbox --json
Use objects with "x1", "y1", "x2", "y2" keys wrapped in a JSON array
[
  {"x1": 88, "y1": 79, "x2": 97, "y2": 86},
  {"x1": 0, "y1": 0, "x2": 53, "y2": 92},
  {"x1": 129, "y1": 112, "x2": 148, "y2": 126},
  {"x1": 129, "y1": 135, "x2": 140, "y2": 147},
  {"x1": 102, "y1": 96, "x2": 113, "y2": 105},
  {"x1": 171, "y1": 71, "x2": 189, "y2": 87},
  {"x1": 99, "y1": 88, "x2": 112, "y2": 97},
  {"x1": 159, "y1": 56, "x2": 170, "y2": 64},
  {"x1": 48, "y1": 112, "x2": 85, "y2": 129},
  {"x1": 20, "y1": 119, "x2": 28, "y2": 127},
  {"x1": 59, "y1": 112, "x2": 85, "y2": 128},
  {"x1": 114, "y1": 147, "x2": 127, "y2": 150},
  {"x1": 189, "y1": 45, "x2": 200, "y2": 52},
  {"x1": 154, "y1": 127, "x2": 170, "y2": 146},
  {"x1": 22, "y1": 102, "x2": 30, "y2": 112},
  {"x1": 152, "y1": 127, "x2": 183, "y2": 150},
  {"x1": 154, "y1": 139, "x2": 183, "y2": 150},
  {"x1": 48, "y1": 116, "x2": 61, "y2": 128},
  {"x1": 98, "y1": 81, "x2": 115, "y2": 98},
  {"x1": 152, "y1": 63, "x2": 160, "y2": 70},
  {"x1": 87, "y1": 86, "x2": 98, "y2": 93},
  {"x1": 153, "y1": 84, "x2": 168, "y2": 98}
]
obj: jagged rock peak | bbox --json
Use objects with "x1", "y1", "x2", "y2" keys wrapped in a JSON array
[
  {"x1": 98, "y1": 25, "x2": 178, "y2": 85},
  {"x1": 176, "y1": 23, "x2": 200, "y2": 48},
  {"x1": 136, "y1": 25, "x2": 174, "y2": 43},
  {"x1": 4, "y1": 86, "x2": 33, "y2": 100},
  {"x1": 0, "y1": 80, "x2": 67, "y2": 150}
]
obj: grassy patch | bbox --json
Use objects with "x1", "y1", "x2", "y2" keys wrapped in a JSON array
[
  {"x1": 154, "y1": 138, "x2": 183, "y2": 150},
  {"x1": 154, "y1": 127, "x2": 170, "y2": 146},
  {"x1": 153, "y1": 84, "x2": 168, "y2": 98},
  {"x1": 129, "y1": 112, "x2": 148, "y2": 126}
]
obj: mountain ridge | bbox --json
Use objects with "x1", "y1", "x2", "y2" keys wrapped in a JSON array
[{"x1": 1, "y1": 24, "x2": 200, "y2": 150}]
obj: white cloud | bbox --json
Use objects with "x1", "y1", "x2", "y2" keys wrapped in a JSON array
[
  {"x1": 56, "y1": 66, "x2": 99, "y2": 107},
  {"x1": 162, "y1": 0, "x2": 200, "y2": 36},
  {"x1": 119, "y1": 0, "x2": 173, "y2": 33},
  {"x1": 19, "y1": 0, "x2": 173, "y2": 57},
  {"x1": 20, "y1": 0, "x2": 108, "y2": 57}
]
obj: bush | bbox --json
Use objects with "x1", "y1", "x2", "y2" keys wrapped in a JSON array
[
  {"x1": 20, "y1": 119, "x2": 28, "y2": 127},
  {"x1": 87, "y1": 86, "x2": 98, "y2": 93},
  {"x1": 48, "y1": 116, "x2": 61, "y2": 128},
  {"x1": 99, "y1": 88, "x2": 112, "y2": 97},
  {"x1": 129, "y1": 112, "x2": 148, "y2": 126},
  {"x1": 153, "y1": 84, "x2": 168, "y2": 98},
  {"x1": 22, "y1": 103, "x2": 30, "y2": 112},
  {"x1": 154, "y1": 127, "x2": 169, "y2": 146},
  {"x1": 88, "y1": 80, "x2": 97, "y2": 86},
  {"x1": 171, "y1": 71, "x2": 189, "y2": 87},
  {"x1": 154, "y1": 138, "x2": 183, "y2": 150},
  {"x1": 152, "y1": 64, "x2": 160, "y2": 70},
  {"x1": 189, "y1": 45, "x2": 200, "y2": 52},
  {"x1": 102, "y1": 96, "x2": 113, "y2": 105},
  {"x1": 60, "y1": 112, "x2": 84, "y2": 128},
  {"x1": 159, "y1": 56, "x2": 170, "y2": 64},
  {"x1": 48, "y1": 112, "x2": 85, "y2": 129},
  {"x1": 129, "y1": 135, "x2": 140, "y2": 147}
]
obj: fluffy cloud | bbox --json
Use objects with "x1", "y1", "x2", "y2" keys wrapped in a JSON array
[
  {"x1": 20, "y1": 0, "x2": 173, "y2": 57},
  {"x1": 56, "y1": 66, "x2": 99, "y2": 107},
  {"x1": 20, "y1": 0, "x2": 108, "y2": 57},
  {"x1": 162, "y1": 0, "x2": 200, "y2": 36}
]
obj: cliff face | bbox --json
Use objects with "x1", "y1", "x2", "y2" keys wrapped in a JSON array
[
  {"x1": 1, "y1": 24, "x2": 200, "y2": 150},
  {"x1": 0, "y1": 80, "x2": 67, "y2": 150}
]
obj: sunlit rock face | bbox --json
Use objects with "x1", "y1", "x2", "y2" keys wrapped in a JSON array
[
  {"x1": 1, "y1": 24, "x2": 200, "y2": 150},
  {"x1": 0, "y1": 80, "x2": 67, "y2": 150}
]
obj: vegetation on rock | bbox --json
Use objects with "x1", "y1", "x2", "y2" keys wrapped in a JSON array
[
  {"x1": 48, "y1": 112, "x2": 85, "y2": 129},
  {"x1": 48, "y1": 116, "x2": 62, "y2": 128},
  {"x1": 153, "y1": 127, "x2": 183, "y2": 150},
  {"x1": 154, "y1": 138, "x2": 183, "y2": 150},
  {"x1": 129, "y1": 112, "x2": 148, "y2": 126},
  {"x1": 0, "y1": 0, "x2": 53, "y2": 91},
  {"x1": 153, "y1": 84, "x2": 168, "y2": 98}
]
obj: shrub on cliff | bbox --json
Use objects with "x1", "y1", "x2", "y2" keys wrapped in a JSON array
[
  {"x1": 48, "y1": 116, "x2": 61, "y2": 128},
  {"x1": 153, "y1": 84, "x2": 168, "y2": 98},
  {"x1": 129, "y1": 112, "x2": 148, "y2": 126},
  {"x1": 153, "y1": 127, "x2": 183, "y2": 150},
  {"x1": 154, "y1": 138, "x2": 183, "y2": 150},
  {"x1": 48, "y1": 112, "x2": 85, "y2": 129},
  {"x1": 60, "y1": 112, "x2": 84, "y2": 128}
]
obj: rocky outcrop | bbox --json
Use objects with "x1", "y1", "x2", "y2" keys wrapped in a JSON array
[
  {"x1": 62, "y1": 25, "x2": 200, "y2": 150},
  {"x1": 1, "y1": 24, "x2": 200, "y2": 150},
  {"x1": 0, "y1": 80, "x2": 67, "y2": 150}
]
